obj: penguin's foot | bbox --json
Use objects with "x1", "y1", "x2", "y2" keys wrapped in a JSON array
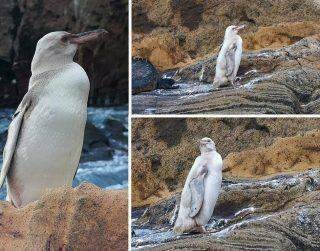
[
  {"x1": 212, "y1": 82, "x2": 221, "y2": 91},
  {"x1": 191, "y1": 226, "x2": 206, "y2": 234}
]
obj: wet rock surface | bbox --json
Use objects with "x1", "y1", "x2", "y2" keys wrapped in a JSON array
[
  {"x1": 0, "y1": 183, "x2": 128, "y2": 250},
  {"x1": 132, "y1": 36, "x2": 320, "y2": 114},
  {"x1": 132, "y1": 169, "x2": 320, "y2": 250},
  {"x1": 0, "y1": 0, "x2": 128, "y2": 107}
]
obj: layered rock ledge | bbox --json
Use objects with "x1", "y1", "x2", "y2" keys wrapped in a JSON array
[
  {"x1": 132, "y1": 169, "x2": 320, "y2": 250},
  {"x1": 0, "y1": 183, "x2": 128, "y2": 250},
  {"x1": 132, "y1": 35, "x2": 320, "y2": 114}
]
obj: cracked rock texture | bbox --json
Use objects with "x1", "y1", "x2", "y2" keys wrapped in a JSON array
[
  {"x1": 0, "y1": 183, "x2": 128, "y2": 250},
  {"x1": 0, "y1": 0, "x2": 128, "y2": 107},
  {"x1": 132, "y1": 118, "x2": 320, "y2": 207}
]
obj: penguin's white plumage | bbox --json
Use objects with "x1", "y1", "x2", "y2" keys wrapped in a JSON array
[
  {"x1": 174, "y1": 137, "x2": 223, "y2": 234},
  {"x1": 214, "y1": 25, "x2": 245, "y2": 87},
  {"x1": 0, "y1": 29, "x2": 107, "y2": 207}
]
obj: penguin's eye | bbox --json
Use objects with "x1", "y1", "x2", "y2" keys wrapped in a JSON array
[{"x1": 61, "y1": 36, "x2": 69, "y2": 44}]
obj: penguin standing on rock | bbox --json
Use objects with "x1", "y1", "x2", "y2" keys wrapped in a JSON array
[
  {"x1": 174, "y1": 137, "x2": 223, "y2": 234},
  {"x1": 0, "y1": 29, "x2": 107, "y2": 207},
  {"x1": 213, "y1": 25, "x2": 246, "y2": 88}
]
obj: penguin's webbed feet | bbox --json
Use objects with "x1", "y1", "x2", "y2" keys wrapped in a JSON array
[{"x1": 189, "y1": 226, "x2": 206, "y2": 235}]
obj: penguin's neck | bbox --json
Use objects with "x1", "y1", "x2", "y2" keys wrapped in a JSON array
[
  {"x1": 224, "y1": 34, "x2": 239, "y2": 46},
  {"x1": 31, "y1": 54, "x2": 74, "y2": 76},
  {"x1": 200, "y1": 150, "x2": 215, "y2": 158}
]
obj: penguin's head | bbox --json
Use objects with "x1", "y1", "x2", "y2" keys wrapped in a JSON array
[
  {"x1": 31, "y1": 29, "x2": 108, "y2": 74},
  {"x1": 225, "y1": 25, "x2": 246, "y2": 37},
  {"x1": 199, "y1": 137, "x2": 216, "y2": 153}
]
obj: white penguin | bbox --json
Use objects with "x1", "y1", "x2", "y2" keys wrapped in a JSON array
[
  {"x1": 213, "y1": 25, "x2": 245, "y2": 87},
  {"x1": 173, "y1": 137, "x2": 223, "y2": 234},
  {"x1": 0, "y1": 29, "x2": 107, "y2": 207}
]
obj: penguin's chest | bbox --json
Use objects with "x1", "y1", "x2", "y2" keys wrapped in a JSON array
[
  {"x1": 203, "y1": 161, "x2": 222, "y2": 202},
  {"x1": 15, "y1": 77, "x2": 89, "y2": 180},
  {"x1": 18, "y1": 97, "x2": 86, "y2": 171},
  {"x1": 25, "y1": 68, "x2": 90, "y2": 152}
]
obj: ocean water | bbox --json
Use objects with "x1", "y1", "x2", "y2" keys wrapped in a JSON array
[{"x1": 0, "y1": 106, "x2": 128, "y2": 200}]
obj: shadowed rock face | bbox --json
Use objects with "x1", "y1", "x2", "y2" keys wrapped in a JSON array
[
  {"x1": 132, "y1": 36, "x2": 320, "y2": 114},
  {"x1": 0, "y1": 183, "x2": 128, "y2": 250},
  {"x1": 0, "y1": 0, "x2": 128, "y2": 107},
  {"x1": 132, "y1": 170, "x2": 320, "y2": 250}
]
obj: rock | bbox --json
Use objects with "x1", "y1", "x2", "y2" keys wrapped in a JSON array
[
  {"x1": 0, "y1": 0, "x2": 128, "y2": 107},
  {"x1": 132, "y1": 0, "x2": 320, "y2": 70},
  {"x1": 0, "y1": 109, "x2": 14, "y2": 154},
  {"x1": 0, "y1": 1, "x2": 20, "y2": 107},
  {"x1": 82, "y1": 122, "x2": 113, "y2": 162},
  {"x1": 132, "y1": 36, "x2": 320, "y2": 114},
  {"x1": 0, "y1": 1, "x2": 15, "y2": 62},
  {"x1": 132, "y1": 59, "x2": 177, "y2": 94},
  {"x1": 132, "y1": 169, "x2": 320, "y2": 250},
  {"x1": 104, "y1": 116, "x2": 128, "y2": 139},
  {"x1": 0, "y1": 183, "x2": 128, "y2": 250},
  {"x1": 157, "y1": 78, "x2": 176, "y2": 90},
  {"x1": 131, "y1": 118, "x2": 320, "y2": 207},
  {"x1": 224, "y1": 129, "x2": 320, "y2": 179},
  {"x1": 132, "y1": 59, "x2": 159, "y2": 94}
]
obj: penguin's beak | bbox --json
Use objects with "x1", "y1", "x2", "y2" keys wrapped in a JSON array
[
  {"x1": 68, "y1": 29, "x2": 108, "y2": 44},
  {"x1": 235, "y1": 25, "x2": 246, "y2": 31}
]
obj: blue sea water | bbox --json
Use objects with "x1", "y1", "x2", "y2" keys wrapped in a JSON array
[{"x1": 0, "y1": 106, "x2": 128, "y2": 200}]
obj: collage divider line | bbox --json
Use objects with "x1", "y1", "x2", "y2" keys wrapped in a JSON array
[
  {"x1": 128, "y1": 0, "x2": 133, "y2": 248},
  {"x1": 131, "y1": 114, "x2": 320, "y2": 119}
]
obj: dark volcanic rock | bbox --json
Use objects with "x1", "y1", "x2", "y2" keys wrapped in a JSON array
[
  {"x1": 104, "y1": 116, "x2": 128, "y2": 140},
  {"x1": 82, "y1": 122, "x2": 113, "y2": 162},
  {"x1": 132, "y1": 36, "x2": 320, "y2": 114},
  {"x1": 0, "y1": 0, "x2": 128, "y2": 107},
  {"x1": 157, "y1": 78, "x2": 176, "y2": 90},
  {"x1": 132, "y1": 59, "x2": 159, "y2": 94}
]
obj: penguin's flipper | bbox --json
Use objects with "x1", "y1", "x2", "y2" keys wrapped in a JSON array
[
  {"x1": 0, "y1": 94, "x2": 32, "y2": 188},
  {"x1": 188, "y1": 165, "x2": 208, "y2": 218},
  {"x1": 225, "y1": 43, "x2": 237, "y2": 77}
]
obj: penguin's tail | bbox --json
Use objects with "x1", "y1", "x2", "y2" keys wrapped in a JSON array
[
  {"x1": 173, "y1": 216, "x2": 195, "y2": 234},
  {"x1": 5, "y1": 184, "x2": 19, "y2": 207},
  {"x1": 173, "y1": 221, "x2": 184, "y2": 234},
  {"x1": 5, "y1": 192, "x2": 14, "y2": 206}
]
